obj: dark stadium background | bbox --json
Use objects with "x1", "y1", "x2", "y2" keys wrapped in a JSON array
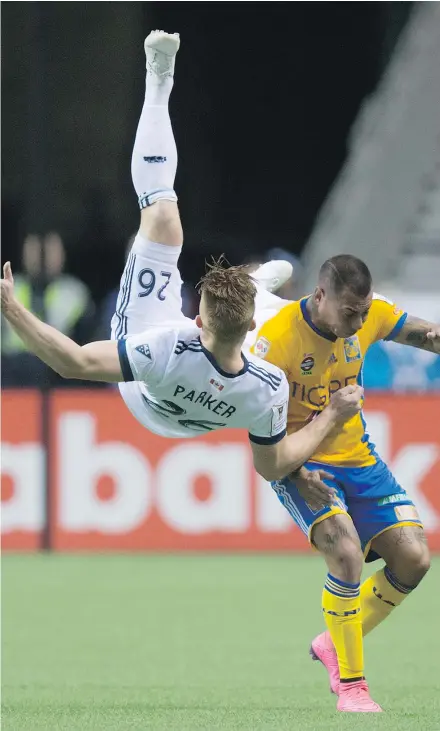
[{"x1": 2, "y1": 2, "x2": 411, "y2": 301}]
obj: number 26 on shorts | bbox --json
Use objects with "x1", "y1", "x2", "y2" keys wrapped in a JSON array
[{"x1": 138, "y1": 268, "x2": 171, "y2": 301}]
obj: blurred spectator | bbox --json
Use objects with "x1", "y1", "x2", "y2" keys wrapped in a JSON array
[{"x1": 1, "y1": 232, "x2": 96, "y2": 387}]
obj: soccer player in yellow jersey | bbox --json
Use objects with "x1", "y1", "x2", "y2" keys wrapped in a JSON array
[{"x1": 251, "y1": 254, "x2": 440, "y2": 713}]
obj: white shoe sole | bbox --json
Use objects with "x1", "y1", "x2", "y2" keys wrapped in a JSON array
[{"x1": 144, "y1": 30, "x2": 180, "y2": 58}]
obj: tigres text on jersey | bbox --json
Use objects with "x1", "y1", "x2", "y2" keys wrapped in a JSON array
[{"x1": 251, "y1": 294, "x2": 407, "y2": 467}]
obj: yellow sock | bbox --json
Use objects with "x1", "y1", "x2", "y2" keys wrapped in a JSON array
[
  {"x1": 322, "y1": 574, "x2": 364, "y2": 681},
  {"x1": 361, "y1": 566, "x2": 413, "y2": 636}
]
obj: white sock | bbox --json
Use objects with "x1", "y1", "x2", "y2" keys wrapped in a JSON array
[{"x1": 131, "y1": 70, "x2": 177, "y2": 208}]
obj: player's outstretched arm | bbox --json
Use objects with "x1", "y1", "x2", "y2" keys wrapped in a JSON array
[
  {"x1": 251, "y1": 385, "x2": 363, "y2": 482},
  {"x1": 392, "y1": 315, "x2": 440, "y2": 354},
  {"x1": 1, "y1": 262, "x2": 122, "y2": 382}
]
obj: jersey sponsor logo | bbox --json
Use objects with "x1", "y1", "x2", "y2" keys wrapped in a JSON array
[
  {"x1": 343, "y1": 336, "x2": 362, "y2": 363},
  {"x1": 135, "y1": 344, "x2": 152, "y2": 360},
  {"x1": 254, "y1": 337, "x2": 271, "y2": 357},
  {"x1": 291, "y1": 375, "x2": 358, "y2": 407},
  {"x1": 270, "y1": 401, "x2": 287, "y2": 436},
  {"x1": 300, "y1": 353, "x2": 315, "y2": 375},
  {"x1": 377, "y1": 492, "x2": 408, "y2": 506},
  {"x1": 143, "y1": 155, "x2": 167, "y2": 163},
  {"x1": 328, "y1": 353, "x2": 338, "y2": 365},
  {"x1": 210, "y1": 378, "x2": 224, "y2": 392}
]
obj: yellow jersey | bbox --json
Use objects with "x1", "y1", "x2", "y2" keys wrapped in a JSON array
[{"x1": 251, "y1": 295, "x2": 407, "y2": 467}]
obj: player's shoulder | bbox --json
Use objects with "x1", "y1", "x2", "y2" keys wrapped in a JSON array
[
  {"x1": 371, "y1": 293, "x2": 404, "y2": 317},
  {"x1": 246, "y1": 352, "x2": 287, "y2": 393},
  {"x1": 255, "y1": 301, "x2": 298, "y2": 344}
]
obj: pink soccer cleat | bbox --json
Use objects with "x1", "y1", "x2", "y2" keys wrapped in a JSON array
[
  {"x1": 310, "y1": 631, "x2": 340, "y2": 695},
  {"x1": 337, "y1": 680, "x2": 383, "y2": 712}
]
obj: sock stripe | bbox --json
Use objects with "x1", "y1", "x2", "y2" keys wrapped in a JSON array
[
  {"x1": 327, "y1": 574, "x2": 360, "y2": 589},
  {"x1": 384, "y1": 566, "x2": 414, "y2": 595},
  {"x1": 325, "y1": 575, "x2": 360, "y2": 598}
]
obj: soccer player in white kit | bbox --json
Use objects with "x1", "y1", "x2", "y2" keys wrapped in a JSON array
[{"x1": 1, "y1": 31, "x2": 363, "y2": 484}]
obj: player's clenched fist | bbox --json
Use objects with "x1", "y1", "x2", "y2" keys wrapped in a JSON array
[
  {"x1": 328, "y1": 384, "x2": 364, "y2": 422},
  {"x1": 1, "y1": 262, "x2": 15, "y2": 314}
]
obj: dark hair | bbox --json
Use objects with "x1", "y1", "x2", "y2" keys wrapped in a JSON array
[
  {"x1": 198, "y1": 256, "x2": 256, "y2": 342},
  {"x1": 319, "y1": 255, "x2": 372, "y2": 298}
]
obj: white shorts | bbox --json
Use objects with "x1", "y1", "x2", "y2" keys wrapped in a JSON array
[{"x1": 110, "y1": 234, "x2": 194, "y2": 339}]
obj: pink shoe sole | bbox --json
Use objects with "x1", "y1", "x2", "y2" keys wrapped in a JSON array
[{"x1": 309, "y1": 645, "x2": 338, "y2": 695}]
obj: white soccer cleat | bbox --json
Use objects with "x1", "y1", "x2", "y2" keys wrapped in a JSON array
[
  {"x1": 144, "y1": 30, "x2": 180, "y2": 79},
  {"x1": 251, "y1": 260, "x2": 293, "y2": 293}
]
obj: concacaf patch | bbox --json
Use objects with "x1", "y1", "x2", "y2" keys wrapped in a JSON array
[
  {"x1": 254, "y1": 337, "x2": 271, "y2": 358},
  {"x1": 343, "y1": 336, "x2": 362, "y2": 363}
]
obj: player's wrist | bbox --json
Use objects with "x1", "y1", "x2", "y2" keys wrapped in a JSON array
[
  {"x1": 3, "y1": 296, "x2": 21, "y2": 320},
  {"x1": 322, "y1": 403, "x2": 340, "y2": 427}
]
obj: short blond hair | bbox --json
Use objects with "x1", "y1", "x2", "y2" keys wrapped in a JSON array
[{"x1": 198, "y1": 257, "x2": 257, "y2": 342}]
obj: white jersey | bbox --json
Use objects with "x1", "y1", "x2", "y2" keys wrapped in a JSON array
[{"x1": 118, "y1": 322, "x2": 289, "y2": 444}]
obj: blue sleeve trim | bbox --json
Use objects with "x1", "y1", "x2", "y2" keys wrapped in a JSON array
[
  {"x1": 249, "y1": 429, "x2": 286, "y2": 446},
  {"x1": 384, "y1": 312, "x2": 408, "y2": 341},
  {"x1": 117, "y1": 339, "x2": 135, "y2": 382}
]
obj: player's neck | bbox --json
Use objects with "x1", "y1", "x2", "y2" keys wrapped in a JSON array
[
  {"x1": 200, "y1": 333, "x2": 245, "y2": 375},
  {"x1": 306, "y1": 297, "x2": 334, "y2": 337}
]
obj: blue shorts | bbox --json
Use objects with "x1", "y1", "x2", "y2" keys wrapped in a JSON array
[{"x1": 272, "y1": 459, "x2": 423, "y2": 562}]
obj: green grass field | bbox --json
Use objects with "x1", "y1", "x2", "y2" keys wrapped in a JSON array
[{"x1": 2, "y1": 554, "x2": 440, "y2": 730}]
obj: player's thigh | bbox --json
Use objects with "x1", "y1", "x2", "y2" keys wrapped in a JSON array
[
  {"x1": 111, "y1": 232, "x2": 187, "y2": 339},
  {"x1": 272, "y1": 474, "x2": 363, "y2": 581},
  {"x1": 370, "y1": 523, "x2": 430, "y2": 586},
  {"x1": 139, "y1": 200, "x2": 183, "y2": 247},
  {"x1": 344, "y1": 460, "x2": 426, "y2": 577}
]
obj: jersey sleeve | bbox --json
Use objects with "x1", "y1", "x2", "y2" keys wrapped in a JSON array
[
  {"x1": 369, "y1": 294, "x2": 408, "y2": 343},
  {"x1": 117, "y1": 327, "x2": 175, "y2": 384},
  {"x1": 248, "y1": 374, "x2": 289, "y2": 446}
]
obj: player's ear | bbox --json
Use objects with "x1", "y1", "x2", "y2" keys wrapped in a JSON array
[
  {"x1": 314, "y1": 286, "x2": 324, "y2": 304},
  {"x1": 195, "y1": 313, "x2": 203, "y2": 329},
  {"x1": 248, "y1": 317, "x2": 257, "y2": 332}
]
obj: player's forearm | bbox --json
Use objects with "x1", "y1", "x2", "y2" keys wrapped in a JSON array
[
  {"x1": 3, "y1": 298, "x2": 85, "y2": 378},
  {"x1": 275, "y1": 408, "x2": 338, "y2": 478},
  {"x1": 393, "y1": 316, "x2": 437, "y2": 353}
]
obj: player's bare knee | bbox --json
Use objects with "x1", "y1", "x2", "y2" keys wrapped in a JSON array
[
  {"x1": 139, "y1": 200, "x2": 183, "y2": 246},
  {"x1": 312, "y1": 515, "x2": 363, "y2": 583},
  {"x1": 390, "y1": 540, "x2": 430, "y2": 587},
  {"x1": 374, "y1": 525, "x2": 430, "y2": 587}
]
